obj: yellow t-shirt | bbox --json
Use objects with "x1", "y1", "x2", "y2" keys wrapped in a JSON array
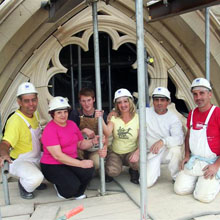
[
  {"x1": 111, "y1": 113, "x2": 139, "y2": 154},
  {"x1": 3, "y1": 110, "x2": 40, "y2": 159}
]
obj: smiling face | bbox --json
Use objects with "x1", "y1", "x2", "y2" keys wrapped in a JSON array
[
  {"x1": 17, "y1": 94, "x2": 38, "y2": 118},
  {"x1": 79, "y1": 95, "x2": 95, "y2": 115},
  {"x1": 153, "y1": 97, "x2": 169, "y2": 115},
  {"x1": 116, "y1": 97, "x2": 130, "y2": 114},
  {"x1": 53, "y1": 109, "x2": 69, "y2": 126},
  {"x1": 192, "y1": 88, "x2": 212, "y2": 112}
]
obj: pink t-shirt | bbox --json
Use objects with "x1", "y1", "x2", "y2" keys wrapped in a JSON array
[
  {"x1": 40, "y1": 120, "x2": 83, "y2": 164},
  {"x1": 187, "y1": 106, "x2": 220, "y2": 155}
]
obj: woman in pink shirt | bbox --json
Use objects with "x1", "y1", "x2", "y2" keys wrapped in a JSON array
[{"x1": 40, "y1": 96, "x2": 104, "y2": 199}]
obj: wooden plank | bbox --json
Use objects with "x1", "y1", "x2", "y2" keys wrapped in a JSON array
[
  {"x1": 30, "y1": 206, "x2": 60, "y2": 220},
  {"x1": 1, "y1": 204, "x2": 34, "y2": 217}
]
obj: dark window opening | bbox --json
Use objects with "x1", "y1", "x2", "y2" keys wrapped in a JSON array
[{"x1": 48, "y1": 32, "x2": 188, "y2": 117}]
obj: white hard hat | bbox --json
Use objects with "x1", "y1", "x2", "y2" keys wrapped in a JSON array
[
  {"x1": 191, "y1": 78, "x2": 212, "y2": 91},
  {"x1": 152, "y1": 87, "x2": 171, "y2": 100},
  {"x1": 114, "y1": 88, "x2": 133, "y2": 102},
  {"x1": 48, "y1": 96, "x2": 70, "y2": 112},
  {"x1": 16, "y1": 82, "x2": 38, "y2": 97}
]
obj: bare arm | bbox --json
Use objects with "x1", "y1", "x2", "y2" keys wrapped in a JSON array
[
  {"x1": 47, "y1": 145, "x2": 93, "y2": 168},
  {"x1": 95, "y1": 110, "x2": 114, "y2": 137},
  {"x1": 0, "y1": 140, "x2": 12, "y2": 167},
  {"x1": 180, "y1": 129, "x2": 191, "y2": 170},
  {"x1": 77, "y1": 135, "x2": 100, "y2": 150}
]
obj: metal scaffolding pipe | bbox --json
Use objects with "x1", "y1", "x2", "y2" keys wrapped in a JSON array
[
  {"x1": 135, "y1": 0, "x2": 148, "y2": 219},
  {"x1": 107, "y1": 35, "x2": 112, "y2": 112},
  {"x1": 78, "y1": 45, "x2": 82, "y2": 92},
  {"x1": 70, "y1": 45, "x2": 76, "y2": 109},
  {"x1": 92, "y1": 1, "x2": 106, "y2": 196},
  {"x1": 144, "y1": 49, "x2": 150, "y2": 107},
  {"x1": 205, "y1": 7, "x2": 210, "y2": 82}
]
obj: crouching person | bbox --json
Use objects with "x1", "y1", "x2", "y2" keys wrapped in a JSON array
[
  {"x1": 0, "y1": 82, "x2": 46, "y2": 199},
  {"x1": 146, "y1": 87, "x2": 184, "y2": 187},
  {"x1": 174, "y1": 78, "x2": 220, "y2": 203},
  {"x1": 40, "y1": 96, "x2": 103, "y2": 199},
  {"x1": 98, "y1": 89, "x2": 140, "y2": 184}
]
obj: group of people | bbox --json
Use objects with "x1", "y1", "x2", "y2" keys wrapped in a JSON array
[{"x1": 0, "y1": 77, "x2": 220, "y2": 204}]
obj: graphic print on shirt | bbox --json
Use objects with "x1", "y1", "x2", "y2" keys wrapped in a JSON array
[{"x1": 117, "y1": 127, "x2": 133, "y2": 139}]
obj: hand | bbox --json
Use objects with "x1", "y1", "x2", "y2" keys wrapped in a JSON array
[
  {"x1": 98, "y1": 144, "x2": 107, "y2": 158},
  {"x1": 0, "y1": 155, "x2": 12, "y2": 167},
  {"x1": 129, "y1": 149, "x2": 139, "y2": 163},
  {"x1": 82, "y1": 128, "x2": 95, "y2": 139},
  {"x1": 95, "y1": 110, "x2": 104, "y2": 118},
  {"x1": 203, "y1": 164, "x2": 219, "y2": 179},
  {"x1": 107, "y1": 110, "x2": 118, "y2": 122},
  {"x1": 80, "y1": 160, "x2": 94, "y2": 168},
  {"x1": 180, "y1": 156, "x2": 190, "y2": 170},
  {"x1": 150, "y1": 140, "x2": 164, "y2": 154},
  {"x1": 92, "y1": 135, "x2": 105, "y2": 146}
]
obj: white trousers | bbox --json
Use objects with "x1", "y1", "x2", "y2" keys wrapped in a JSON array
[
  {"x1": 147, "y1": 146, "x2": 182, "y2": 188},
  {"x1": 174, "y1": 160, "x2": 220, "y2": 203},
  {"x1": 10, "y1": 160, "x2": 44, "y2": 192}
]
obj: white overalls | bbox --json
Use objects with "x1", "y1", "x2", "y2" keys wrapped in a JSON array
[
  {"x1": 9, "y1": 112, "x2": 44, "y2": 192},
  {"x1": 146, "y1": 138, "x2": 182, "y2": 187},
  {"x1": 174, "y1": 106, "x2": 220, "y2": 203}
]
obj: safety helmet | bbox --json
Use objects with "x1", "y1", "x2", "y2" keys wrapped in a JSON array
[
  {"x1": 152, "y1": 87, "x2": 170, "y2": 100},
  {"x1": 16, "y1": 82, "x2": 38, "y2": 97},
  {"x1": 191, "y1": 78, "x2": 212, "y2": 91},
  {"x1": 48, "y1": 96, "x2": 70, "y2": 112},
  {"x1": 114, "y1": 88, "x2": 133, "y2": 102}
]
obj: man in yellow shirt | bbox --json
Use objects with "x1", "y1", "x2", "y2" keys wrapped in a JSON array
[{"x1": 0, "y1": 82, "x2": 45, "y2": 199}]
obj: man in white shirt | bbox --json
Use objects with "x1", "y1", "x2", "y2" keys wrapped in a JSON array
[{"x1": 146, "y1": 87, "x2": 184, "y2": 187}]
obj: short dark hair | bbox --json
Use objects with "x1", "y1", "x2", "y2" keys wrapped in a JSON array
[
  {"x1": 78, "y1": 88, "x2": 95, "y2": 99},
  {"x1": 49, "y1": 108, "x2": 71, "y2": 119}
]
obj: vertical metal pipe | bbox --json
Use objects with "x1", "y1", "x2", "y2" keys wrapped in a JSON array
[
  {"x1": 144, "y1": 49, "x2": 150, "y2": 107},
  {"x1": 51, "y1": 78, "x2": 55, "y2": 96},
  {"x1": 2, "y1": 162, "x2": 10, "y2": 205},
  {"x1": 135, "y1": 0, "x2": 148, "y2": 219},
  {"x1": 0, "y1": 113, "x2": 10, "y2": 205},
  {"x1": 92, "y1": 1, "x2": 106, "y2": 195},
  {"x1": 70, "y1": 45, "x2": 76, "y2": 109},
  {"x1": 78, "y1": 45, "x2": 82, "y2": 92},
  {"x1": 107, "y1": 36, "x2": 112, "y2": 112},
  {"x1": 205, "y1": 7, "x2": 210, "y2": 82}
]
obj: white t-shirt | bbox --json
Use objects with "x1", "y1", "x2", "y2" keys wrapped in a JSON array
[{"x1": 146, "y1": 107, "x2": 184, "y2": 150}]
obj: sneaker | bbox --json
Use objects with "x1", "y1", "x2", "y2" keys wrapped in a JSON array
[
  {"x1": 53, "y1": 184, "x2": 65, "y2": 199},
  {"x1": 18, "y1": 181, "x2": 34, "y2": 199},
  {"x1": 36, "y1": 183, "x2": 47, "y2": 190},
  {"x1": 74, "y1": 194, "x2": 87, "y2": 200}
]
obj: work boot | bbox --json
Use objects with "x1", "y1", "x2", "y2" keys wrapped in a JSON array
[
  {"x1": 105, "y1": 175, "x2": 113, "y2": 183},
  {"x1": 18, "y1": 181, "x2": 34, "y2": 199},
  {"x1": 36, "y1": 183, "x2": 47, "y2": 190},
  {"x1": 129, "y1": 168, "x2": 139, "y2": 184}
]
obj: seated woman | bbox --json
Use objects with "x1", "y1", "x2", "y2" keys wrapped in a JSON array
[
  {"x1": 40, "y1": 96, "x2": 105, "y2": 199},
  {"x1": 97, "y1": 88, "x2": 140, "y2": 184}
]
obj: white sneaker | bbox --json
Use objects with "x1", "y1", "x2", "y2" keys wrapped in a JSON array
[
  {"x1": 54, "y1": 184, "x2": 65, "y2": 199},
  {"x1": 74, "y1": 194, "x2": 86, "y2": 200}
]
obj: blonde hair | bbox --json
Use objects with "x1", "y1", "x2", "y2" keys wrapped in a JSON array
[{"x1": 114, "y1": 97, "x2": 136, "y2": 118}]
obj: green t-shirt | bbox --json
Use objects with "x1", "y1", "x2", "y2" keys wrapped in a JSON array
[
  {"x1": 3, "y1": 110, "x2": 39, "y2": 159},
  {"x1": 111, "y1": 113, "x2": 139, "y2": 154}
]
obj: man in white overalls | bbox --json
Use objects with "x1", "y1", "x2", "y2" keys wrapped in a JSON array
[
  {"x1": 0, "y1": 82, "x2": 45, "y2": 199},
  {"x1": 174, "y1": 78, "x2": 220, "y2": 203},
  {"x1": 146, "y1": 87, "x2": 184, "y2": 187}
]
